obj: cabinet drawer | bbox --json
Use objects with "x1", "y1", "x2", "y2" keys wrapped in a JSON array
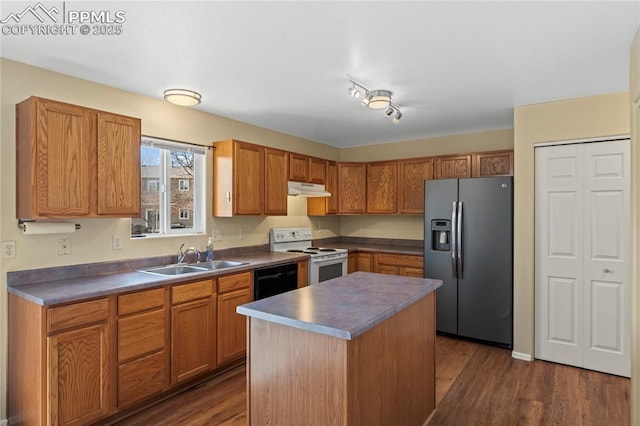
[
  {"x1": 118, "y1": 288, "x2": 165, "y2": 316},
  {"x1": 118, "y1": 309, "x2": 165, "y2": 362},
  {"x1": 118, "y1": 350, "x2": 165, "y2": 408},
  {"x1": 47, "y1": 298, "x2": 109, "y2": 333},
  {"x1": 217, "y1": 272, "x2": 251, "y2": 294},
  {"x1": 171, "y1": 279, "x2": 214, "y2": 305},
  {"x1": 375, "y1": 253, "x2": 423, "y2": 268}
]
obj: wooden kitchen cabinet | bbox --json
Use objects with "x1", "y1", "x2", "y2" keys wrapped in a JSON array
[
  {"x1": 308, "y1": 157, "x2": 326, "y2": 184},
  {"x1": 116, "y1": 288, "x2": 167, "y2": 408},
  {"x1": 289, "y1": 153, "x2": 309, "y2": 182},
  {"x1": 265, "y1": 148, "x2": 289, "y2": 215},
  {"x1": 472, "y1": 150, "x2": 514, "y2": 177},
  {"x1": 435, "y1": 154, "x2": 472, "y2": 179},
  {"x1": 213, "y1": 140, "x2": 288, "y2": 216},
  {"x1": 307, "y1": 160, "x2": 338, "y2": 216},
  {"x1": 217, "y1": 272, "x2": 252, "y2": 365},
  {"x1": 367, "y1": 160, "x2": 398, "y2": 214},
  {"x1": 398, "y1": 157, "x2": 434, "y2": 214},
  {"x1": 357, "y1": 252, "x2": 373, "y2": 272},
  {"x1": 298, "y1": 260, "x2": 309, "y2": 287},
  {"x1": 338, "y1": 162, "x2": 367, "y2": 214},
  {"x1": 171, "y1": 280, "x2": 216, "y2": 385},
  {"x1": 15, "y1": 96, "x2": 141, "y2": 219},
  {"x1": 374, "y1": 253, "x2": 423, "y2": 277}
]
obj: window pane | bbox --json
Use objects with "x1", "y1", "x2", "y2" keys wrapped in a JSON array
[
  {"x1": 170, "y1": 150, "x2": 194, "y2": 230},
  {"x1": 134, "y1": 146, "x2": 161, "y2": 235}
]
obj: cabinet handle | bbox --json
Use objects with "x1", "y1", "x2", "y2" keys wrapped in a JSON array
[
  {"x1": 603, "y1": 268, "x2": 611, "y2": 273},
  {"x1": 225, "y1": 192, "x2": 232, "y2": 202}
]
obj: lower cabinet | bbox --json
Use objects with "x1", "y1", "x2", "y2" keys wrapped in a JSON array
[
  {"x1": 374, "y1": 253, "x2": 424, "y2": 277},
  {"x1": 217, "y1": 272, "x2": 252, "y2": 365},
  {"x1": 297, "y1": 260, "x2": 308, "y2": 287},
  {"x1": 171, "y1": 279, "x2": 216, "y2": 385},
  {"x1": 117, "y1": 288, "x2": 166, "y2": 408}
]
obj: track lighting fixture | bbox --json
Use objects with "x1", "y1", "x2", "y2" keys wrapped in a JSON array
[{"x1": 348, "y1": 80, "x2": 403, "y2": 123}]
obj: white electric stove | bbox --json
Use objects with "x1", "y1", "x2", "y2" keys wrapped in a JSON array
[{"x1": 270, "y1": 227, "x2": 348, "y2": 284}]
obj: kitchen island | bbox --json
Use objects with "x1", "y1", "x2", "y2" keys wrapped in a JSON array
[{"x1": 237, "y1": 271, "x2": 442, "y2": 426}]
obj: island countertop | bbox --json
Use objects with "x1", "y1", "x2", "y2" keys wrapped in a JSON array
[{"x1": 237, "y1": 271, "x2": 442, "y2": 340}]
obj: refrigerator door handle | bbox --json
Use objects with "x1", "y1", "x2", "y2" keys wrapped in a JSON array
[
  {"x1": 457, "y1": 201, "x2": 463, "y2": 278},
  {"x1": 451, "y1": 201, "x2": 457, "y2": 278}
]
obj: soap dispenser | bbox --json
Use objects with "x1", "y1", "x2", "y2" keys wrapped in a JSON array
[{"x1": 205, "y1": 237, "x2": 215, "y2": 261}]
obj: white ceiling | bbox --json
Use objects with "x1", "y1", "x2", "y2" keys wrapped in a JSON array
[{"x1": 1, "y1": 1, "x2": 639, "y2": 147}]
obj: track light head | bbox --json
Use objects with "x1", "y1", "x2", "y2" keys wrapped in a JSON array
[
  {"x1": 348, "y1": 85, "x2": 361, "y2": 98},
  {"x1": 393, "y1": 111, "x2": 403, "y2": 124},
  {"x1": 361, "y1": 92, "x2": 373, "y2": 107},
  {"x1": 384, "y1": 107, "x2": 394, "y2": 117}
]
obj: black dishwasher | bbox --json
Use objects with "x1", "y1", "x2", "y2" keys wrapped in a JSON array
[{"x1": 253, "y1": 262, "x2": 298, "y2": 300}]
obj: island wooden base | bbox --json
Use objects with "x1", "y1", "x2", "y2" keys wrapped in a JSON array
[{"x1": 247, "y1": 293, "x2": 435, "y2": 426}]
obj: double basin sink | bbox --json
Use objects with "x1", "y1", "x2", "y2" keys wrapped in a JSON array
[{"x1": 137, "y1": 260, "x2": 248, "y2": 277}]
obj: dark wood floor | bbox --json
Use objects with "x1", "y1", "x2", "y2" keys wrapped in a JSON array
[{"x1": 114, "y1": 336, "x2": 630, "y2": 425}]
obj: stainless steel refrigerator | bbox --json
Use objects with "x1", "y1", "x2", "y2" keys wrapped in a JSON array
[{"x1": 424, "y1": 177, "x2": 513, "y2": 347}]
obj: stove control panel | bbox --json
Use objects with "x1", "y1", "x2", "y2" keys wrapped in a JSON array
[{"x1": 271, "y1": 227, "x2": 313, "y2": 243}]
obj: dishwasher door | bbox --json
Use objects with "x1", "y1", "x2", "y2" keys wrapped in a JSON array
[{"x1": 253, "y1": 262, "x2": 298, "y2": 300}]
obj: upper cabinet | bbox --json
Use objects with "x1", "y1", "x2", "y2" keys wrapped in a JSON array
[
  {"x1": 289, "y1": 153, "x2": 326, "y2": 184},
  {"x1": 366, "y1": 161, "x2": 397, "y2": 214},
  {"x1": 398, "y1": 157, "x2": 434, "y2": 214},
  {"x1": 307, "y1": 160, "x2": 338, "y2": 216},
  {"x1": 213, "y1": 140, "x2": 288, "y2": 217},
  {"x1": 338, "y1": 162, "x2": 366, "y2": 214},
  {"x1": 435, "y1": 154, "x2": 472, "y2": 179},
  {"x1": 16, "y1": 97, "x2": 141, "y2": 219},
  {"x1": 472, "y1": 150, "x2": 514, "y2": 177}
]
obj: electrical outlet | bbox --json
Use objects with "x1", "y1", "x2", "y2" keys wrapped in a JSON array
[
  {"x1": 2, "y1": 240, "x2": 16, "y2": 259},
  {"x1": 211, "y1": 229, "x2": 223, "y2": 242},
  {"x1": 57, "y1": 238, "x2": 71, "y2": 256},
  {"x1": 112, "y1": 234, "x2": 122, "y2": 250},
  {"x1": 239, "y1": 228, "x2": 245, "y2": 240}
]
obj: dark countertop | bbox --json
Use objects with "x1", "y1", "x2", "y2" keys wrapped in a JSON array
[
  {"x1": 237, "y1": 271, "x2": 441, "y2": 340},
  {"x1": 330, "y1": 242, "x2": 423, "y2": 256},
  {"x1": 8, "y1": 252, "x2": 307, "y2": 306}
]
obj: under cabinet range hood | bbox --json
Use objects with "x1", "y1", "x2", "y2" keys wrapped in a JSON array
[{"x1": 287, "y1": 181, "x2": 331, "y2": 197}]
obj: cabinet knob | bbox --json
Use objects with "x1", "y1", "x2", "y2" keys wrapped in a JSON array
[{"x1": 603, "y1": 268, "x2": 611, "y2": 273}]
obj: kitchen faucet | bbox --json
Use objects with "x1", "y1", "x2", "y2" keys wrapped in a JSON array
[{"x1": 177, "y1": 243, "x2": 200, "y2": 264}]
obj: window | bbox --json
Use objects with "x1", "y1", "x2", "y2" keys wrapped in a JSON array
[{"x1": 132, "y1": 136, "x2": 206, "y2": 237}]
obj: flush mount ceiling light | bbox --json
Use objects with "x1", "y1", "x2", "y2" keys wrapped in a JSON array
[
  {"x1": 348, "y1": 80, "x2": 403, "y2": 123},
  {"x1": 163, "y1": 89, "x2": 202, "y2": 107}
]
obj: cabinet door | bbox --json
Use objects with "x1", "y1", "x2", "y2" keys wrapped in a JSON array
[
  {"x1": 298, "y1": 260, "x2": 309, "y2": 287},
  {"x1": 217, "y1": 288, "x2": 252, "y2": 365},
  {"x1": 289, "y1": 153, "x2": 309, "y2": 182},
  {"x1": 265, "y1": 148, "x2": 288, "y2": 215},
  {"x1": 435, "y1": 154, "x2": 472, "y2": 179},
  {"x1": 338, "y1": 163, "x2": 367, "y2": 214},
  {"x1": 171, "y1": 298, "x2": 216, "y2": 384},
  {"x1": 234, "y1": 141, "x2": 264, "y2": 215},
  {"x1": 36, "y1": 99, "x2": 92, "y2": 217},
  {"x1": 96, "y1": 112, "x2": 141, "y2": 216},
  {"x1": 399, "y1": 157, "x2": 434, "y2": 214},
  {"x1": 308, "y1": 157, "x2": 326, "y2": 184},
  {"x1": 472, "y1": 150, "x2": 514, "y2": 177},
  {"x1": 367, "y1": 161, "x2": 398, "y2": 214},
  {"x1": 376, "y1": 265, "x2": 398, "y2": 275},
  {"x1": 348, "y1": 253, "x2": 357, "y2": 274},
  {"x1": 117, "y1": 351, "x2": 165, "y2": 409},
  {"x1": 48, "y1": 323, "x2": 110, "y2": 425},
  {"x1": 357, "y1": 253, "x2": 373, "y2": 272}
]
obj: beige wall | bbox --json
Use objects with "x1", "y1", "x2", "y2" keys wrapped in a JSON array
[
  {"x1": 0, "y1": 58, "x2": 343, "y2": 420},
  {"x1": 629, "y1": 26, "x2": 639, "y2": 426},
  {"x1": 512, "y1": 93, "x2": 631, "y2": 362}
]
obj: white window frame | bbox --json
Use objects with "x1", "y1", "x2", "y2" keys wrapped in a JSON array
[
  {"x1": 134, "y1": 136, "x2": 206, "y2": 237},
  {"x1": 148, "y1": 180, "x2": 160, "y2": 192},
  {"x1": 179, "y1": 209, "x2": 191, "y2": 220},
  {"x1": 178, "y1": 179, "x2": 189, "y2": 191}
]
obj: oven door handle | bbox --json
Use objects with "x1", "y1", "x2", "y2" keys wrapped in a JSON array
[{"x1": 310, "y1": 257, "x2": 347, "y2": 264}]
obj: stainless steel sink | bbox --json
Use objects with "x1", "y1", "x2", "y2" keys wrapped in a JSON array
[
  {"x1": 196, "y1": 260, "x2": 248, "y2": 270},
  {"x1": 137, "y1": 261, "x2": 248, "y2": 276},
  {"x1": 137, "y1": 264, "x2": 208, "y2": 276}
]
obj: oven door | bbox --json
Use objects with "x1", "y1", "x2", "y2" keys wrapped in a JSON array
[{"x1": 309, "y1": 255, "x2": 348, "y2": 284}]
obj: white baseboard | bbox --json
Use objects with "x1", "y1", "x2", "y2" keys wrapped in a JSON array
[{"x1": 512, "y1": 351, "x2": 533, "y2": 362}]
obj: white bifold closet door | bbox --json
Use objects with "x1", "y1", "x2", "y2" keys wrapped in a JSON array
[{"x1": 535, "y1": 139, "x2": 630, "y2": 377}]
